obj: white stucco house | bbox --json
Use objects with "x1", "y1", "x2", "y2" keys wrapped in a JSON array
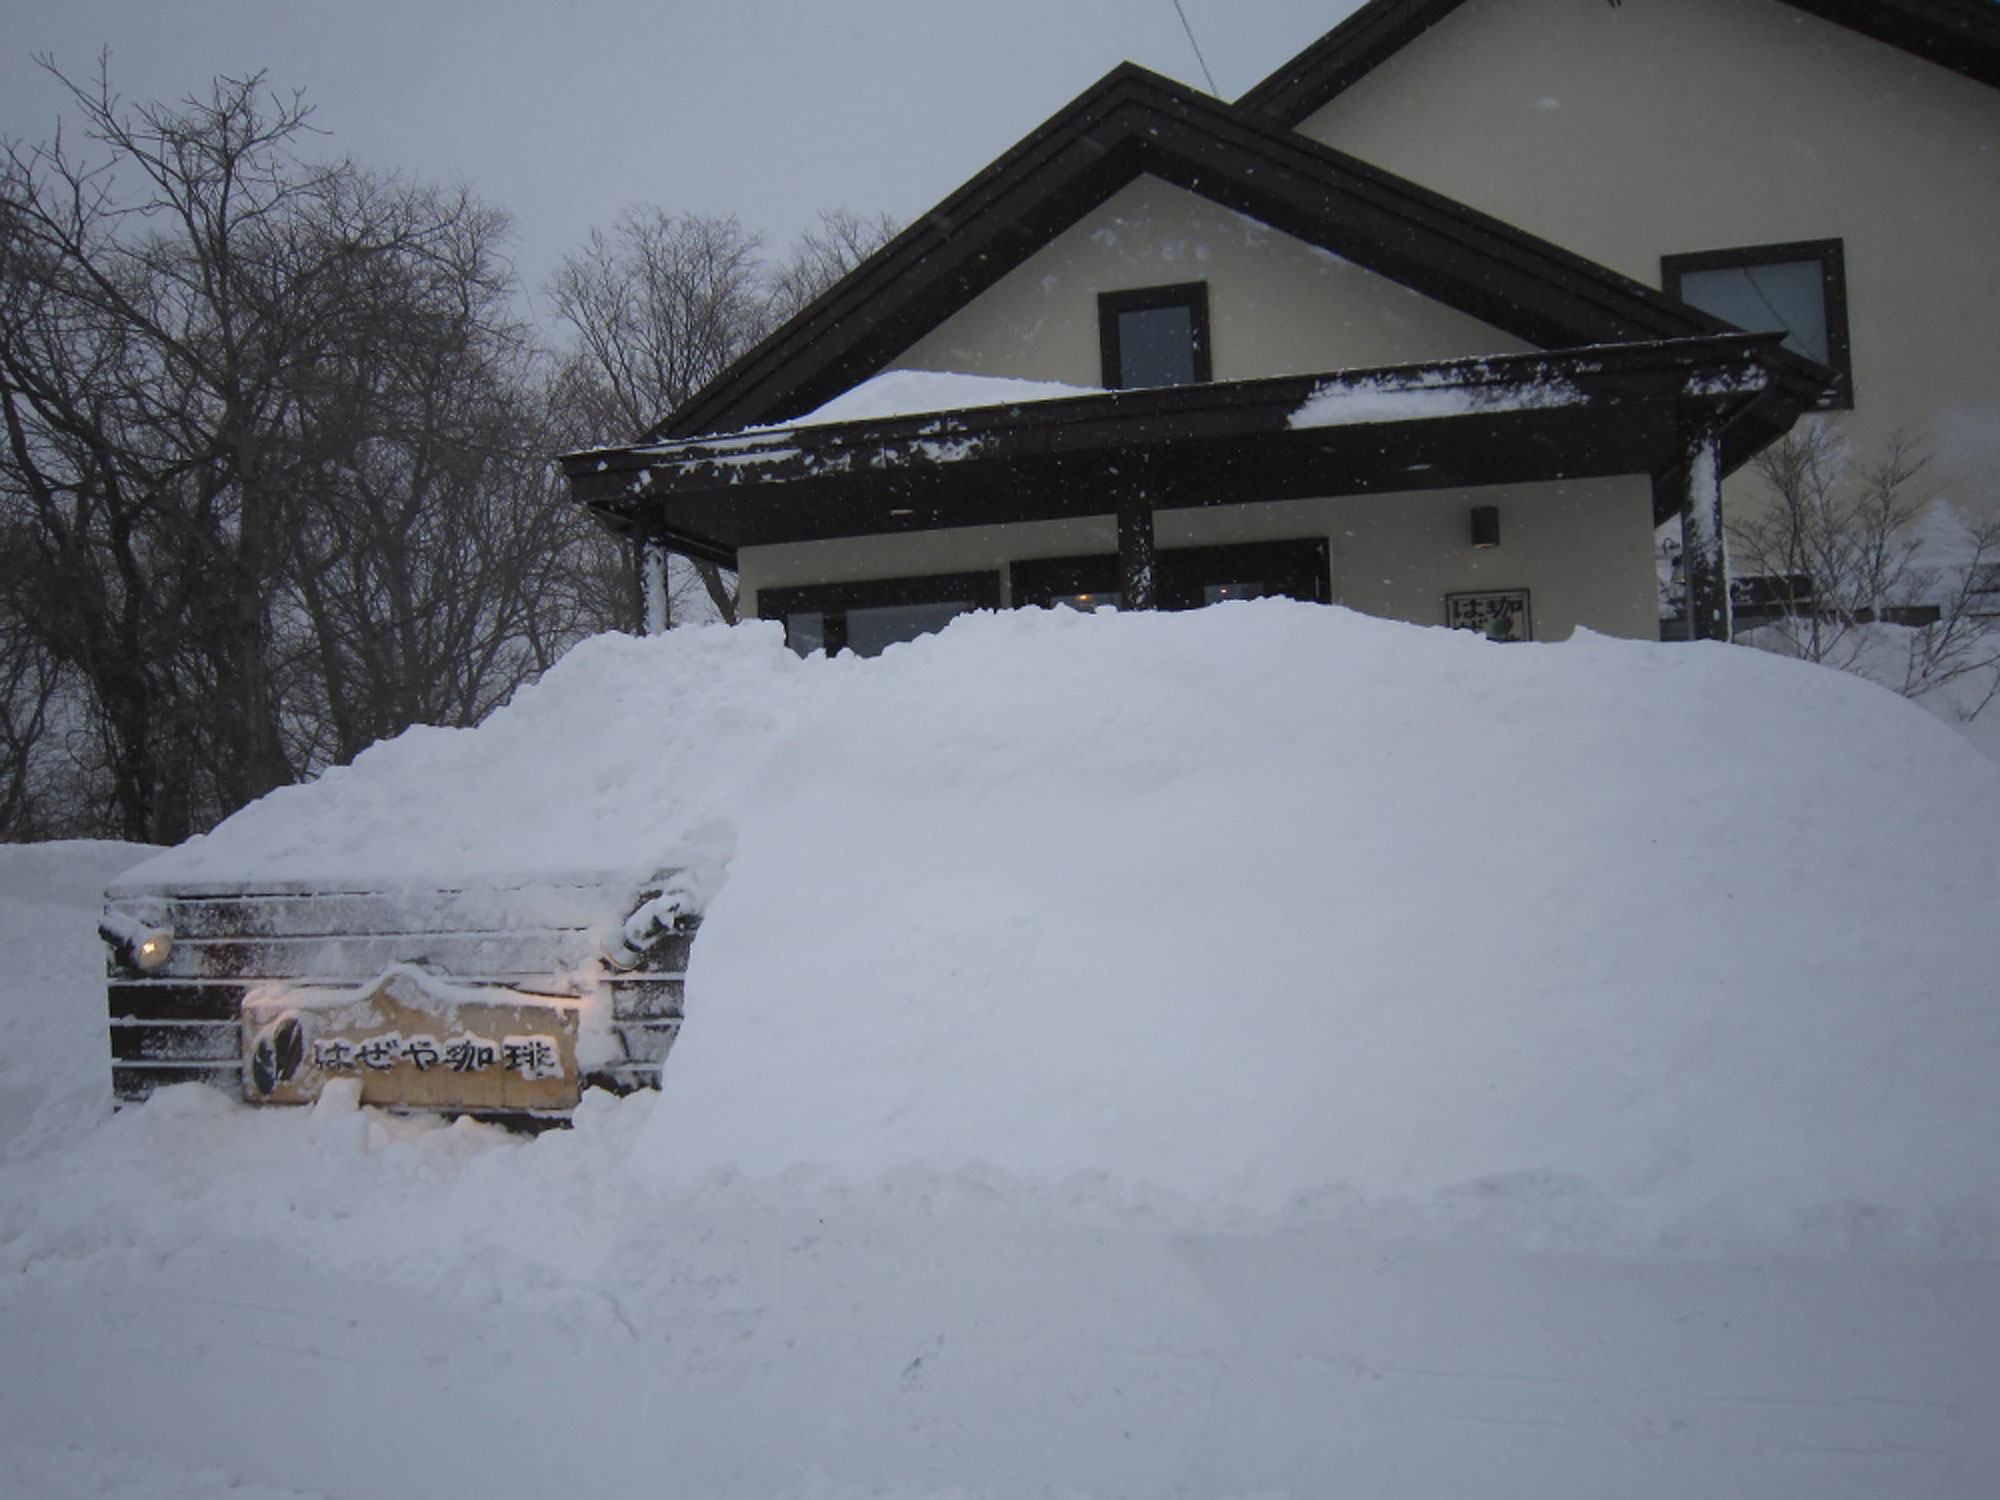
[
  {"x1": 103, "y1": 0, "x2": 1999, "y2": 1117},
  {"x1": 561, "y1": 0, "x2": 1999, "y2": 650}
]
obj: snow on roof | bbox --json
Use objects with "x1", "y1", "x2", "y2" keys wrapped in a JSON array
[
  {"x1": 604, "y1": 370, "x2": 1102, "y2": 467},
  {"x1": 785, "y1": 369, "x2": 1102, "y2": 428},
  {"x1": 110, "y1": 605, "x2": 2000, "y2": 1243},
  {"x1": 1289, "y1": 369, "x2": 1586, "y2": 427}
]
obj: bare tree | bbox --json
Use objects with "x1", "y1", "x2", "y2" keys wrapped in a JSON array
[
  {"x1": 546, "y1": 208, "x2": 771, "y2": 625},
  {"x1": 547, "y1": 205, "x2": 899, "y2": 627},
  {"x1": 0, "y1": 608, "x2": 62, "y2": 836},
  {"x1": 1731, "y1": 421, "x2": 2000, "y2": 714},
  {"x1": 548, "y1": 208, "x2": 770, "y2": 435},
  {"x1": 2, "y1": 65, "x2": 905, "y2": 839},
  {"x1": 1, "y1": 63, "x2": 617, "y2": 838},
  {"x1": 765, "y1": 207, "x2": 899, "y2": 324},
  {"x1": 271, "y1": 187, "x2": 627, "y2": 770},
  {"x1": 1, "y1": 65, "x2": 332, "y2": 837}
]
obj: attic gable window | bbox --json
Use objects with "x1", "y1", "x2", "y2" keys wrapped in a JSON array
[
  {"x1": 1099, "y1": 282, "x2": 1212, "y2": 389},
  {"x1": 1662, "y1": 240, "x2": 1851, "y2": 409}
]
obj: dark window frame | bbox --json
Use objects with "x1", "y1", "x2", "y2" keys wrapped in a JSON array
[
  {"x1": 1098, "y1": 282, "x2": 1213, "y2": 390},
  {"x1": 758, "y1": 569, "x2": 1002, "y2": 655},
  {"x1": 1660, "y1": 239, "x2": 1852, "y2": 409},
  {"x1": 1008, "y1": 553, "x2": 1120, "y2": 609},
  {"x1": 1010, "y1": 537, "x2": 1330, "y2": 612}
]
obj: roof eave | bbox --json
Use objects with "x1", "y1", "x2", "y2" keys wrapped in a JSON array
[
  {"x1": 1236, "y1": 0, "x2": 2000, "y2": 126},
  {"x1": 566, "y1": 334, "x2": 1817, "y2": 558}
]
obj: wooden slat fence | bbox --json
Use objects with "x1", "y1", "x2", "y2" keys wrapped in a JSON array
[{"x1": 103, "y1": 878, "x2": 691, "y2": 1111}]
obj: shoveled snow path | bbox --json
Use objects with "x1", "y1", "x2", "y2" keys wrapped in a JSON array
[{"x1": 6, "y1": 1197, "x2": 1996, "y2": 1500}]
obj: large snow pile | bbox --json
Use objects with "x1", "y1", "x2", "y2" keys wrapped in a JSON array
[
  {"x1": 116, "y1": 603, "x2": 2000, "y2": 1249},
  {"x1": 9, "y1": 610, "x2": 2000, "y2": 1499},
  {"x1": 1740, "y1": 616, "x2": 2000, "y2": 765},
  {"x1": 113, "y1": 625, "x2": 801, "y2": 891}
]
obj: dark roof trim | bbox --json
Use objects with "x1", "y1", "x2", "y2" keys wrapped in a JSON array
[
  {"x1": 568, "y1": 333, "x2": 1820, "y2": 557},
  {"x1": 1781, "y1": 0, "x2": 2000, "y2": 87},
  {"x1": 1236, "y1": 0, "x2": 1457, "y2": 122},
  {"x1": 653, "y1": 64, "x2": 1753, "y2": 442},
  {"x1": 1238, "y1": 0, "x2": 2000, "y2": 125}
]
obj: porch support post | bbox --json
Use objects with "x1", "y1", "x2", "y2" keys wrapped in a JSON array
[
  {"x1": 635, "y1": 525, "x2": 672, "y2": 637},
  {"x1": 1679, "y1": 416, "x2": 1732, "y2": 643},
  {"x1": 1118, "y1": 504, "x2": 1157, "y2": 611}
]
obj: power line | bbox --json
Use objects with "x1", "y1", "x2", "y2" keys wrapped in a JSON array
[{"x1": 1172, "y1": 0, "x2": 1221, "y2": 95}]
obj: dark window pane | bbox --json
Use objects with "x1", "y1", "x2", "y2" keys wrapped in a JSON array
[
  {"x1": 842, "y1": 599, "x2": 972, "y2": 656},
  {"x1": 1202, "y1": 581, "x2": 1265, "y2": 604},
  {"x1": 1677, "y1": 260, "x2": 1829, "y2": 365},
  {"x1": 1117, "y1": 305, "x2": 1197, "y2": 388},
  {"x1": 783, "y1": 611, "x2": 825, "y2": 656}
]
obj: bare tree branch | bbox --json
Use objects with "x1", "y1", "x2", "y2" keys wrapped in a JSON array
[
  {"x1": 1, "y1": 64, "x2": 617, "y2": 838},
  {"x1": 545, "y1": 204, "x2": 897, "y2": 628},
  {"x1": 1732, "y1": 421, "x2": 2000, "y2": 720}
]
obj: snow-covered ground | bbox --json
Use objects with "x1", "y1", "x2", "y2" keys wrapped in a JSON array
[
  {"x1": 5, "y1": 606, "x2": 2000, "y2": 1498},
  {"x1": 1740, "y1": 616, "x2": 2000, "y2": 765}
]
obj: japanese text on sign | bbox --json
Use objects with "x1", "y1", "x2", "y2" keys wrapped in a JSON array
[
  {"x1": 1445, "y1": 589, "x2": 1531, "y2": 642},
  {"x1": 311, "y1": 1030, "x2": 564, "y2": 1081}
]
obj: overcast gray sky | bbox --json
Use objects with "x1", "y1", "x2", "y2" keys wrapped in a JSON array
[{"x1": 0, "y1": 1, "x2": 1359, "y2": 325}]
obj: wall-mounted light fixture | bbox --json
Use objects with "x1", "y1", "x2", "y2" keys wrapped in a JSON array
[
  {"x1": 99, "y1": 908, "x2": 174, "y2": 971},
  {"x1": 602, "y1": 877, "x2": 701, "y2": 970},
  {"x1": 1470, "y1": 505, "x2": 1501, "y2": 549}
]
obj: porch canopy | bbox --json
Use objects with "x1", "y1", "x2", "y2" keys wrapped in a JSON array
[{"x1": 561, "y1": 334, "x2": 1821, "y2": 618}]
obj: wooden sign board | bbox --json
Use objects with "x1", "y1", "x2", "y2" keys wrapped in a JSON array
[
  {"x1": 1445, "y1": 588, "x2": 1532, "y2": 642},
  {"x1": 243, "y1": 970, "x2": 579, "y2": 1113}
]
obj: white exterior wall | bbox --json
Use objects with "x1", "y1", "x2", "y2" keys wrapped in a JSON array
[
  {"x1": 1295, "y1": 0, "x2": 2000, "y2": 519},
  {"x1": 891, "y1": 176, "x2": 1530, "y2": 386},
  {"x1": 740, "y1": 475, "x2": 1659, "y2": 642},
  {"x1": 755, "y1": 172, "x2": 1655, "y2": 640}
]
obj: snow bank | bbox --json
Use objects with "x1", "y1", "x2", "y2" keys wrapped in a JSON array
[
  {"x1": 633, "y1": 606, "x2": 2000, "y2": 1246},
  {"x1": 0, "y1": 841, "x2": 159, "y2": 1159},
  {"x1": 8, "y1": 626, "x2": 2000, "y2": 1496},
  {"x1": 94, "y1": 605, "x2": 2000, "y2": 1249},
  {"x1": 112, "y1": 626, "x2": 804, "y2": 892}
]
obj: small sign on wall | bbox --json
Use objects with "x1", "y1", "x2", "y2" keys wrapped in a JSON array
[{"x1": 1445, "y1": 588, "x2": 1532, "y2": 642}]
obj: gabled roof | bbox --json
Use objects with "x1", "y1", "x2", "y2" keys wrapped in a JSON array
[
  {"x1": 652, "y1": 64, "x2": 1780, "y2": 441},
  {"x1": 1238, "y1": 0, "x2": 2000, "y2": 126}
]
